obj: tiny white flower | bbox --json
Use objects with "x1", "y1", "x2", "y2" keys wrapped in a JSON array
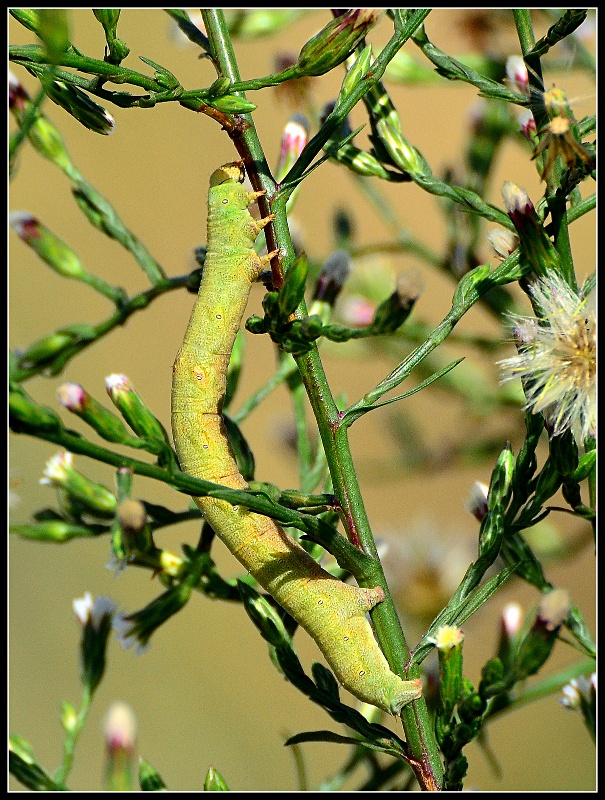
[
  {"x1": 40, "y1": 451, "x2": 73, "y2": 485},
  {"x1": 73, "y1": 592, "x2": 116, "y2": 628},
  {"x1": 498, "y1": 271, "x2": 596, "y2": 442}
]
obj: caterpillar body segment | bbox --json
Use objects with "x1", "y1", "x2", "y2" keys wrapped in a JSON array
[{"x1": 171, "y1": 162, "x2": 422, "y2": 714}]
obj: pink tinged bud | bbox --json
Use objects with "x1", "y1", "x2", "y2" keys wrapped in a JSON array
[
  {"x1": 501, "y1": 181, "x2": 533, "y2": 219},
  {"x1": 500, "y1": 602, "x2": 523, "y2": 639},
  {"x1": 57, "y1": 382, "x2": 87, "y2": 412},
  {"x1": 106, "y1": 373, "x2": 131, "y2": 397},
  {"x1": 505, "y1": 55, "x2": 529, "y2": 94},
  {"x1": 9, "y1": 211, "x2": 41, "y2": 241},
  {"x1": 104, "y1": 701, "x2": 137, "y2": 756},
  {"x1": 537, "y1": 588, "x2": 569, "y2": 632},
  {"x1": 276, "y1": 115, "x2": 309, "y2": 181},
  {"x1": 465, "y1": 481, "x2": 489, "y2": 522},
  {"x1": 9, "y1": 71, "x2": 30, "y2": 112},
  {"x1": 517, "y1": 109, "x2": 537, "y2": 141}
]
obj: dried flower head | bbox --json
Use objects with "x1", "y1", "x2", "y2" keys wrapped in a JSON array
[{"x1": 498, "y1": 271, "x2": 596, "y2": 442}]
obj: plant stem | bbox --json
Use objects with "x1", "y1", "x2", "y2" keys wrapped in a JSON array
[{"x1": 204, "y1": 9, "x2": 443, "y2": 789}]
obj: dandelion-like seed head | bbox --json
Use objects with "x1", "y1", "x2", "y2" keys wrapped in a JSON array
[{"x1": 498, "y1": 271, "x2": 596, "y2": 442}]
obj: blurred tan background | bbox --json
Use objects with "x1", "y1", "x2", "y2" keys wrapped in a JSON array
[{"x1": 9, "y1": 10, "x2": 595, "y2": 791}]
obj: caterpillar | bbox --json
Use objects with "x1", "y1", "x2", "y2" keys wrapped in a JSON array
[{"x1": 171, "y1": 162, "x2": 421, "y2": 714}]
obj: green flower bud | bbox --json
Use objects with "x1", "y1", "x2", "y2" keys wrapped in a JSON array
[
  {"x1": 57, "y1": 382, "x2": 136, "y2": 444},
  {"x1": 60, "y1": 701, "x2": 78, "y2": 734},
  {"x1": 45, "y1": 80, "x2": 115, "y2": 135},
  {"x1": 204, "y1": 767, "x2": 229, "y2": 792},
  {"x1": 10, "y1": 520, "x2": 100, "y2": 542},
  {"x1": 237, "y1": 580, "x2": 292, "y2": 648},
  {"x1": 374, "y1": 117, "x2": 424, "y2": 177},
  {"x1": 40, "y1": 451, "x2": 118, "y2": 517},
  {"x1": 139, "y1": 758, "x2": 167, "y2": 791},
  {"x1": 279, "y1": 255, "x2": 308, "y2": 317},
  {"x1": 371, "y1": 273, "x2": 421, "y2": 333},
  {"x1": 501, "y1": 182, "x2": 561, "y2": 277},
  {"x1": 73, "y1": 592, "x2": 116, "y2": 694},
  {"x1": 9, "y1": 385, "x2": 61, "y2": 431},
  {"x1": 511, "y1": 588, "x2": 570, "y2": 681},
  {"x1": 486, "y1": 442, "x2": 515, "y2": 510},
  {"x1": 93, "y1": 9, "x2": 130, "y2": 62},
  {"x1": 207, "y1": 94, "x2": 257, "y2": 114},
  {"x1": 105, "y1": 374, "x2": 170, "y2": 445},
  {"x1": 295, "y1": 10, "x2": 381, "y2": 78},
  {"x1": 335, "y1": 44, "x2": 373, "y2": 108},
  {"x1": 18, "y1": 330, "x2": 78, "y2": 370},
  {"x1": 9, "y1": 8, "x2": 40, "y2": 34},
  {"x1": 572, "y1": 449, "x2": 596, "y2": 482},
  {"x1": 10, "y1": 211, "x2": 86, "y2": 278}
]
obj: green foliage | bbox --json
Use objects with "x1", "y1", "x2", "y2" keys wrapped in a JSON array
[{"x1": 9, "y1": 8, "x2": 595, "y2": 792}]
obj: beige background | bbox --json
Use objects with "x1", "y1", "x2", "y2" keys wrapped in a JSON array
[{"x1": 10, "y1": 10, "x2": 595, "y2": 791}]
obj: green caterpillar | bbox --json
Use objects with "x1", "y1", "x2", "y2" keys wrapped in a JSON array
[{"x1": 171, "y1": 162, "x2": 421, "y2": 714}]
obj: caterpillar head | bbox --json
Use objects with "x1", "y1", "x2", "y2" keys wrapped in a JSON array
[{"x1": 209, "y1": 160, "x2": 246, "y2": 187}]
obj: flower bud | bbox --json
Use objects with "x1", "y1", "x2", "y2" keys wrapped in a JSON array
[
  {"x1": 496, "y1": 602, "x2": 523, "y2": 669},
  {"x1": 335, "y1": 44, "x2": 372, "y2": 109},
  {"x1": 237, "y1": 580, "x2": 292, "y2": 648},
  {"x1": 374, "y1": 117, "x2": 425, "y2": 177},
  {"x1": 505, "y1": 55, "x2": 529, "y2": 95},
  {"x1": 17, "y1": 330, "x2": 79, "y2": 371},
  {"x1": 104, "y1": 701, "x2": 136, "y2": 791},
  {"x1": 40, "y1": 451, "x2": 118, "y2": 517},
  {"x1": 139, "y1": 758, "x2": 167, "y2": 791},
  {"x1": 465, "y1": 481, "x2": 489, "y2": 522},
  {"x1": 501, "y1": 182, "x2": 561, "y2": 276},
  {"x1": 93, "y1": 9, "x2": 130, "y2": 64},
  {"x1": 295, "y1": 10, "x2": 381, "y2": 77},
  {"x1": 278, "y1": 255, "x2": 308, "y2": 317},
  {"x1": 429, "y1": 625, "x2": 464, "y2": 721},
  {"x1": 105, "y1": 374, "x2": 171, "y2": 445},
  {"x1": 113, "y1": 583, "x2": 194, "y2": 654},
  {"x1": 207, "y1": 94, "x2": 257, "y2": 114},
  {"x1": 45, "y1": 80, "x2": 115, "y2": 135},
  {"x1": 487, "y1": 228, "x2": 519, "y2": 261},
  {"x1": 10, "y1": 211, "x2": 86, "y2": 279},
  {"x1": 276, "y1": 115, "x2": 309, "y2": 182},
  {"x1": 57, "y1": 382, "x2": 136, "y2": 444},
  {"x1": 512, "y1": 588, "x2": 570, "y2": 680},
  {"x1": 517, "y1": 109, "x2": 538, "y2": 143},
  {"x1": 9, "y1": 385, "x2": 61, "y2": 431},
  {"x1": 73, "y1": 592, "x2": 116, "y2": 694},
  {"x1": 10, "y1": 520, "x2": 100, "y2": 542},
  {"x1": 204, "y1": 768, "x2": 229, "y2": 791},
  {"x1": 312, "y1": 249, "x2": 352, "y2": 308},
  {"x1": 371, "y1": 272, "x2": 421, "y2": 333}
]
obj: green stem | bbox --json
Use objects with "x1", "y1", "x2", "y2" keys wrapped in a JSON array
[
  {"x1": 204, "y1": 9, "x2": 443, "y2": 789},
  {"x1": 53, "y1": 687, "x2": 92, "y2": 785},
  {"x1": 12, "y1": 273, "x2": 193, "y2": 383}
]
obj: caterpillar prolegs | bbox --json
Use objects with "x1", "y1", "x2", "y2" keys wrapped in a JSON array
[{"x1": 171, "y1": 162, "x2": 422, "y2": 714}]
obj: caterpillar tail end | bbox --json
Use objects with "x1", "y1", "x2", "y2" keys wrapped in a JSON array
[{"x1": 388, "y1": 677, "x2": 423, "y2": 715}]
